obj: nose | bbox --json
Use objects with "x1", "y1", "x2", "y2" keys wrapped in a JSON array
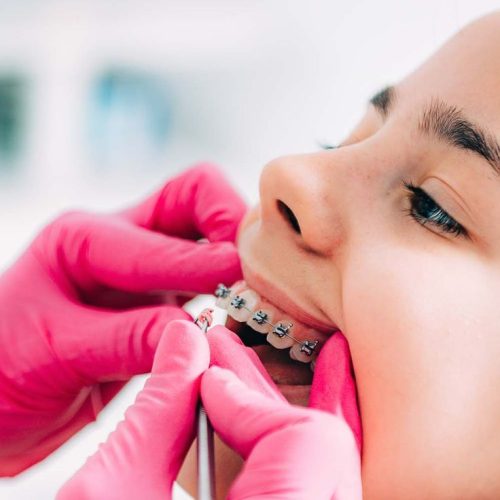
[{"x1": 259, "y1": 152, "x2": 351, "y2": 256}]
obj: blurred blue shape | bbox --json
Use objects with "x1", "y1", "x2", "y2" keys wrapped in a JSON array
[
  {"x1": 87, "y1": 69, "x2": 172, "y2": 170},
  {"x1": 0, "y1": 75, "x2": 26, "y2": 171}
]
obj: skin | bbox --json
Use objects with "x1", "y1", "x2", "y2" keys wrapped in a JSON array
[{"x1": 178, "y1": 12, "x2": 500, "y2": 499}]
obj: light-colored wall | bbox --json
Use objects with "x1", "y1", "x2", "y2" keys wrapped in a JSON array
[{"x1": 0, "y1": 1, "x2": 496, "y2": 498}]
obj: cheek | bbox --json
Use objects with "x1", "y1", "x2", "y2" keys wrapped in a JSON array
[
  {"x1": 237, "y1": 204, "x2": 260, "y2": 245},
  {"x1": 342, "y1": 242, "x2": 500, "y2": 472},
  {"x1": 342, "y1": 243, "x2": 500, "y2": 383}
]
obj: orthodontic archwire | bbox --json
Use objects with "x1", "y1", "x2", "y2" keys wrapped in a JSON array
[{"x1": 215, "y1": 284, "x2": 318, "y2": 356}]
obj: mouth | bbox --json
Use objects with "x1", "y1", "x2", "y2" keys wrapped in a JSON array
[{"x1": 215, "y1": 278, "x2": 341, "y2": 405}]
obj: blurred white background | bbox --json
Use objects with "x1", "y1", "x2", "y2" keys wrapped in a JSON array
[{"x1": 0, "y1": 0, "x2": 497, "y2": 498}]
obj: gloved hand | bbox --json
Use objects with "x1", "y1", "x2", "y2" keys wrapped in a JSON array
[
  {"x1": 57, "y1": 319, "x2": 210, "y2": 500},
  {"x1": 57, "y1": 326, "x2": 361, "y2": 500},
  {"x1": 202, "y1": 329, "x2": 363, "y2": 500},
  {"x1": 0, "y1": 163, "x2": 247, "y2": 476}
]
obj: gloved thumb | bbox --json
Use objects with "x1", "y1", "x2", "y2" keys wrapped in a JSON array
[
  {"x1": 201, "y1": 365, "x2": 294, "y2": 459},
  {"x1": 308, "y1": 332, "x2": 362, "y2": 451},
  {"x1": 201, "y1": 365, "x2": 361, "y2": 500}
]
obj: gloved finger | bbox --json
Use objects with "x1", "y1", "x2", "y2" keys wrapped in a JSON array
[
  {"x1": 57, "y1": 320, "x2": 210, "y2": 500},
  {"x1": 202, "y1": 366, "x2": 362, "y2": 500},
  {"x1": 308, "y1": 332, "x2": 362, "y2": 451},
  {"x1": 201, "y1": 365, "x2": 301, "y2": 459},
  {"x1": 119, "y1": 163, "x2": 248, "y2": 243},
  {"x1": 41, "y1": 210, "x2": 242, "y2": 295},
  {"x1": 78, "y1": 288, "x2": 188, "y2": 310},
  {"x1": 229, "y1": 417, "x2": 360, "y2": 500},
  {"x1": 56, "y1": 303, "x2": 191, "y2": 384},
  {"x1": 206, "y1": 325, "x2": 286, "y2": 402}
]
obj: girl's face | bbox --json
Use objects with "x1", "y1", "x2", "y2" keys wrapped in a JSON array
[
  {"x1": 178, "y1": 12, "x2": 500, "y2": 498},
  {"x1": 237, "y1": 12, "x2": 500, "y2": 497}
]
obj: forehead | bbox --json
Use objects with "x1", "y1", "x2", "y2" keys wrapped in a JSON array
[{"x1": 397, "y1": 13, "x2": 500, "y2": 133}]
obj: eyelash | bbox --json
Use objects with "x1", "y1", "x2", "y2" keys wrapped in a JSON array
[
  {"x1": 402, "y1": 181, "x2": 468, "y2": 239},
  {"x1": 319, "y1": 142, "x2": 469, "y2": 239},
  {"x1": 318, "y1": 142, "x2": 338, "y2": 150}
]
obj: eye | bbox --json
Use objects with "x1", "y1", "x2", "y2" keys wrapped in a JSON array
[
  {"x1": 316, "y1": 141, "x2": 338, "y2": 150},
  {"x1": 402, "y1": 181, "x2": 469, "y2": 239}
]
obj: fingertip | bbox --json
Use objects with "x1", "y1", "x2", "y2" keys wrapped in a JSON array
[
  {"x1": 159, "y1": 239, "x2": 242, "y2": 295},
  {"x1": 162, "y1": 317, "x2": 207, "y2": 339},
  {"x1": 192, "y1": 240, "x2": 243, "y2": 292},
  {"x1": 202, "y1": 365, "x2": 238, "y2": 390},
  {"x1": 323, "y1": 330, "x2": 348, "y2": 353},
  {"x1": 309, "y1": 331, "x2": 362, "y2": 451},
  {"x1": 201, "y1": 365, "x2": 246, "y2": 408},
  {"x1": 314, "y1": 331, "x2": 352, "y2": 377},
  {"x1": 333, "y1": 330, "x2": 350, "y2": 350},
  {"x1": 206, "y1": 364, "x2": 225, "y2": 374},
  {"x1": 164, "y1": 317, "x2": 196, "y2": 331},
  {"x1": 200, "y1": 366, "x2": 250, "y2": 431},
  {"x1": 207, "y1": 364, "x2": 238, "y2": 379},
  {"x1": 153, "y1": 319, "x2": 210, "y2": 373}
]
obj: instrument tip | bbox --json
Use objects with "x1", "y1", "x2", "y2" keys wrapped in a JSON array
[{"x1": 194, "y1": 308, "x2": 214, "y2": 330}]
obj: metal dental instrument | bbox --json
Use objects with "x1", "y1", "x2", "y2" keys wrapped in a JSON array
[
  {"x1": 215, "y1": 283, "x2": 319, "y2": 356},
  {"x1": 194, "y1": 308, "x2": 216, "y2": 500}
]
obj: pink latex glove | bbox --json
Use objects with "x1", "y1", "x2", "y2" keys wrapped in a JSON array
[
  {"x1": 57, "y1": 319, "x2": 210, "y2": 500},
  {"x1": 202, "y1": 328, "x2": 363, "y2": 499},
  {"x1": 57, "y1": 327, "x2": 361, "y2": 500},
  {"x1": 56, "y1": 324, "x2": 282, "y2": 500},
  {"x1": 0, "y1": 163, "x2": 246, "y2": 476}
]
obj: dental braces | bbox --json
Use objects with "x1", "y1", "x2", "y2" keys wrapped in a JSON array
[{"x1": 215, "y1": 283, "x2": 318, "y2": 357}]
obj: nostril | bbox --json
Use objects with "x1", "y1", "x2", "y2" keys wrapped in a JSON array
[{"x1": 277, "y1": 200, "x2": 301, "y2": 235}]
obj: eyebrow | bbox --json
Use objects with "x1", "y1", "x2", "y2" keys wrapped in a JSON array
[{"x1": 369, "y1": 86, "x2": 500, "y2": 175}]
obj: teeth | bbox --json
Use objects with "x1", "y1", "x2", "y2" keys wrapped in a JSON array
[
  {"x1": 216, "y1": 281, "x2": 246, "y2": 309},
  {"x1": 266, "y1": 321, "x2": 295, "y2": 349},
  {"x1": 289, "y1": 339, "x2": 319, "y2": 363},
  {"x1": 215, "y1": 283, "x2": 232, "y2": 308},
  {"x1": 216, "y1": 283, "x2": 328, "y2": 363},
  {"x1": 227, "y1": 289, "x2": 259, "y2": 322},
  {"x1": 246, "y1": 308, "x2": 274, "y2": 334}
]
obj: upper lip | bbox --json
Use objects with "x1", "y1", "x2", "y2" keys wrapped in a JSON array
[{"x1": 241, "y1": 262, "x2": 339, "y2": 334}]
